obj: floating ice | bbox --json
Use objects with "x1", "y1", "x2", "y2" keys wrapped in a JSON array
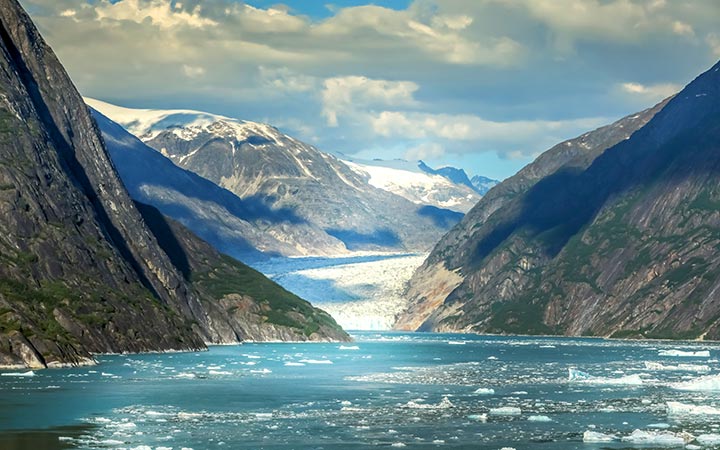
[
  {"x1": 447, "y1": 341, "x2": 466, "y2": 345},
  {"x1": 474, "y1": 388, "x2": 495, "y2": 395},
  {"x1": 527, "y1": 415, "x2": 552, "y2": 422},
  {"x1": 671, "y1": 374, "x2": 720, "y2": 391},
  {"x1": 339, "y1": 345, "x2": 360, "y2": 350},
  {"x1": 658, "y1": 350, "x2": 710, "y2": 357},
  {"x1": 489, "y1": 406, "x2": 521, "y2": 416},
  {"x1": 250, "y1": 368, "x2": 272, "y2": 374},
  {"x1": 0, "y1": 370, "x2": 35, "y2": 377},
  {"x1": 299, "y1": 359, "x2": 333, "y2": 365},
  {"x1": 583, "y1": 431, "x2": 617, "y2": 442},
  {"x1": 567, "y1": 368, "x2": 642, "y2": 385},
  {"x1": 467, "y1": 414, "x2": 487, "y2": 422},
  {"x1": 209, "y1": 370, "x2": 232, "y2": 375},
  {"x1": 403, "y1": 397, "x2": 454, "y2": 409},
  {"x1": 620, "y1": 430, "x2": 692, "y2": 446},
  {"x1": 644, "y1": 361, "x2": 710, "y2": 372},
  {"x1": 666, "y1": 401, "x2": 720, "y2": 416},
  {"x1": 697, "y1": 434, "x2": 720, "y2": 445},
  {"x1": 284, "y1": 362, "x2": 305, "y2": 367}
]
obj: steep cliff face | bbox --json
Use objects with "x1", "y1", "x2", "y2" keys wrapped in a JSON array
[
  {"x1": 0, "y1": 0, "x2": 348, "y2": 368},
  {"x1": 136, "y1": 203, "x2": 349, "y2": 342},
  {"x1": 0, "y1": 0, "x2": 208, "y2": 368},
  {"x1": 396, "y1": 87, "x2": 680, "y2": 332}
]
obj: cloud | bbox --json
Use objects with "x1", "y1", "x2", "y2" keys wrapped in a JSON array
[
  {"x1": 18, "y1": 0, "x2": 720, "y2": 179},
  {"x1": 404, "y1": 142, "x2": 445, "y2": 161},
  {"x1": 707, "y1": 33, "x2": 720, "y2": 57},
  {"x1": 182, "y1": 64, "x2": 205, "y2": 78},
  {"x1": 619, "y1": 81, "x2": 680, "y2": 101},
  {"x1": 94, "y1": 0, "x2": 217, "y2": 29},
  {"x1": 322, "y1": 76, "x2": 419, "y2": 127}
]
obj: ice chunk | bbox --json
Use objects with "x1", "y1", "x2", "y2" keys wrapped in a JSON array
[
  {"x1": 671, "y1": 374, "x2": 720, "y2": 391},
  {"x1": 697, "y1": 434, "x2": 720, "y2": 445},
  {"x1": 0, "y1": 370, "x2": 35, "y2": 377},
  {"x1": 567, "y1": 368, "x2": 642, "y2": 385},
  {"x1": 489, "y1": 406, "x2": 522, "y2": 416},
  {"x1": 658, "y1": 349, "x2": 710, "y2": 357},
  {"x1": 666, "y1": 401, "x2": 720, "y2": 416},
  {"x1": 583, "y1": 431, "x2": 617, "y2": 442},
  {"x1": 339, "y1": 345, "x2": 360, "y2": 350},
  {"x1": 474, "y1": 388, "x2": 495, "y2": 395},
  {"x1": 299, "y1": 359, "x2": 333, "y2": 364},
  {"x1": 528, "y1": 415, "x2": 552, "y2": 422},
  {"x1": 447, "y1": 341, "x2": 466, "y2": 345},
  {"x1": 620, "y1": 429, "x2": 693, "y2": 446},
  {"x1": 284, "y1": 362, "x2": 305, "y2": 367},
  {"x1": 644, "y1": 361, "x2": 710, "y2": 372},
  {"x1": 467, "y1": 414, "x2": 487, "y2": 422}
]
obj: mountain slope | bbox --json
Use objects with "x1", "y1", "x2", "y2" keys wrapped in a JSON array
[
  {"x1": 87, "y1": 99, "x2": 464, "y2": 254},
  {"x1": 0, "y1": 0, "x2": 347, "y2": 368},
  {"x1": 92, "y1": 109, "x2": 346, "y2": 260},
  {"x1": 396, "y1": 91, "x2": 676, "y2": 332}
]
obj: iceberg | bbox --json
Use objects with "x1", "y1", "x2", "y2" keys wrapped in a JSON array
[
  {"x1": 671, "y1": 374, "x2": 720, "y2": 391},
  {"x1": 527, "y1": 415, "x2": 552, "y2": 422},
  {"x1": 582, "y1": 431, "x2": 617, "y2": 443},
  {"x1": 567, "y1": 368, "x2": 642, "y2": 385},
  {"x1": 644, "y1": 361, "x2": 710, "y2": 372},
  {"x1": 666, "y1": 401, "x2": 720, "y2": 416},
  {"x1": 489, "y1": 406, "x2": 522, "y2": 416},
  {"x1": 474, "y1": 388, "x2": 495, "y2": 395},
  {"x1": 0, "y1": 370, "x2": 35, "y2": 377},
  {"x1": 620, "y1": 429, "x2": 693, "y2": 446},
  {"x1": 697, "y1": 434, "x2": 720, "y2": 445}
]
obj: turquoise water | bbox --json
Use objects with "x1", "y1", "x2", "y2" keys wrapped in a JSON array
[{"x1": 3, "y1": 332, "x2": 720, "y2": 449}]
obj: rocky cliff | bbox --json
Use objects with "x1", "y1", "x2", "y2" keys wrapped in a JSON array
[
  {"x1": 0, "y1": 0, "x2": 347, "y2": 368},
  {"x1": 396, "y1": 75, "x2": 701, "y2": 334}
]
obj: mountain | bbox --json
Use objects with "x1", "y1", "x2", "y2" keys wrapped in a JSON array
[
  {"x1": 92, "y1": 109, "x2": 346, "y2": 260},
  {"x1": 87, "y1": 99, "x2": 465, "y2": 254},
  {"x1": 341, "y1": 158, "x2": 480, "y2": 213},
  {"x1": 396, "y1": 78, "x2": 692, "y2": 334},
  {"x1": 470, "y1": 175, "x2": 500, "y2": 195},
  {"x1": 0, "y1": 0, "x2": 346, "y2": 368}
]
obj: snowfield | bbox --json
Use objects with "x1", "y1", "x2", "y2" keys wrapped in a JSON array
[{"x1": 252, "y1": 253, "x2": 427, "y2": 330}]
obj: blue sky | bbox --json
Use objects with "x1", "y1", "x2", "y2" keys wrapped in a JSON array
[{"x1": 21, "y1": 0, "x2": 720, "y2": 180}]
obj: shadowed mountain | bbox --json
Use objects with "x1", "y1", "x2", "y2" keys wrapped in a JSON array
[{"x1": 396, "y1": 74, "x2": 693, "y2": 333}]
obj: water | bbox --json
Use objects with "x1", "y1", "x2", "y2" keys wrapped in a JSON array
[{"x1": 3, "y1": 332, "x2": 720, "y2": 449}]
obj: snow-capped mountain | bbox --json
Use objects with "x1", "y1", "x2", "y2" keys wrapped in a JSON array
[
  {"x1": 88, "y1": 99, "x2": 463, "y2": 255},
  {"x1": 91, "y1": 108, "x2": 347, "y2": 260}
]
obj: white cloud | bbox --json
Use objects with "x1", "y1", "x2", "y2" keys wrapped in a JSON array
[
  {"x1": 707, "y1": 33, "x2": 720, "y2": 57},
  {"x1": 370, "y1": 110, "x2": 607, "y2": 145},
  {"x1": 182, "y1": 64, "x2": 205, "y2": 79},
  {"x1": 671, "y1": 20, "x2": 694, "y2": 37},
  {"x1": 259, "y1": 66, "x2": 317, "y2": 93},
  {"x1": 95, "y1": 0, "x2": 217, "y2": 30},
  {"x1": 404, "y1": 142, "x2": 445, "y2": 160},
  {"x1": 619, "y1": 81, "x2": 680, "y2": 100},
  {"x1": 322, "y1": 76, "x2": 419, "y2": 127}
]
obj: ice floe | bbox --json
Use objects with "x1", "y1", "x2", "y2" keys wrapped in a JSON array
[
  {"x1": 0, "y1": 370, "x2": 35, "y2": 377},
  {"x1": 473, "y1": 388, "x2": 495, "y2": 395},
  {"x1": 583, "y1": 431, "x2": 617, "y2": 442},
  {"x1": 488, "y1": 406, "x2": 521, "y2": 416},
  {"x1": 620, "y1": 429, "x2": 693, "y2": 446},
  {"x1": 666, "y1": 401, "x2": 720, "y2": 416},
  {"x1": 567, "y1": 368, "x2": 643, "y2": 385},
  {"x1": 644, "y1": 361, "x2": 710, "y2": 372},
  {"x1": 671, "y1": 374, "x2": 720, "y2": 391}
]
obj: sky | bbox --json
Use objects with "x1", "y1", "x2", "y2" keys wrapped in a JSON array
[{"x1": 20, "y1": 0, "x2": 720, "y2": 180}]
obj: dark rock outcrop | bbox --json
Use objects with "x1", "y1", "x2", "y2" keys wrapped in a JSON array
[{"x1": 0, "y1": 0, "x2": 347, "y2": 368}]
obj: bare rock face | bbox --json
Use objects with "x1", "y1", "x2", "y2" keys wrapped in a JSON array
[
  {"x1": 398, "y1": 61, "x2": 720, "y2": 339},
  {"x1": 0, "y1": 0, "x2": 348, "y2": 368}
]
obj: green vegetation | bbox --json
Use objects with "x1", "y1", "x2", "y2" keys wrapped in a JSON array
[{"x1": 192, "y1": 254, "x2": 341, "y2": 337}]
